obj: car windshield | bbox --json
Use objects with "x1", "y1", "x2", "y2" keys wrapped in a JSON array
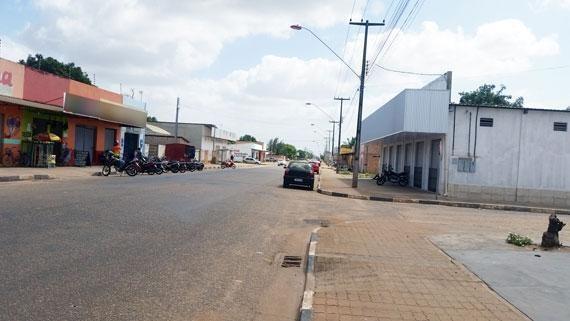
[{"x1": 289, "y1": 162, "x2": 311, "y2": 171}]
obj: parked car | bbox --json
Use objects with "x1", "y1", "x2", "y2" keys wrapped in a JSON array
[
  {"x1": 277, "y1": 160, "x2": 288, "y2": 166},
  {"x1": 283, "y1": 161, "x2": 315, "y2": 189},
  {"x1": 309, "y1": 161, "x2": 320, "y2": 174},
  {"x1": 243, "y1": 157, "x2": 261, "y2": 164}
]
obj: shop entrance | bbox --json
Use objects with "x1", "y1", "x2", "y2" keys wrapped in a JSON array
[
  {"x1": 33, "y1": 118, "x2": 64, "y2": 164},
  {"x1": 104, "y1": 128, "x2": 116, "y2": 151},
  {"x1": 414, "y1": 142, "x2": 424, "y2": 188},
  {"x1": 428, "y1": 139, "x2": 441, "y2": 192},
  {"x1": 0, "y1": 114, "x2": 3, "y2": 162},
  {"x1": 75, "y1": 126, "x2": 95, "y2": 164},
  {"x1": 123, "y1": 132, "x2": 139, "y2": 160}
]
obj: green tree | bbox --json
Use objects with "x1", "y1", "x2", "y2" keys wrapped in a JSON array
[
  {"x1": 147, "y1": 116, "x2": 158, "y2": 122},
  {"x1": 341, "y1": 136, "x2": 356, "y2": 148},
  {"x1": 239, "y1": 134, "x2": 257, "y2": 142},
  {"x1": 297, "y1": 150, "x2": 307, "y2": 159},
  {"x1": 19, "y1": 54, "x2": 92, "y2": 85},
  {"x1": 279, "y1": 144, "x2": 297, "y2": 159},
  {"x1": 459, "y1": 84, "x2": 524, "y2": 108}
]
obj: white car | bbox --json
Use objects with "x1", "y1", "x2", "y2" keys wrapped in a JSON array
[{"x1": 243, "y1": 157, "x2": 261, "y2": 164}]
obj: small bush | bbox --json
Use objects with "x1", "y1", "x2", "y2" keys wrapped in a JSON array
[{"x1": 506, "y1": 233, "x2": 533, "y2": 247}]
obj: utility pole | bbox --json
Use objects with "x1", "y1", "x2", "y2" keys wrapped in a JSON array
[
  {"x1": 329, "y1": 120, "x2": 339, "y2": 158},
  {"x1": 334, "y1": 97, "x2": 350, "y2": 173},
  {"x1": 349, "y1": 19, "x2": 385, "y2": 188},
  {"x1": 174, "y1": 97, "x2": 180, "y2": 139},
  {"x1": 326, "y1": 130, "x2": 332, "y2": 162}
]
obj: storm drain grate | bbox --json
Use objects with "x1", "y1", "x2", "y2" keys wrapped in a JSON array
[
  {"x1": 281, "y1": 256, "x2": 302, "y2": 268},
  {"x1": 303, "y1": 219, "x2": 330, "y2": 227}
]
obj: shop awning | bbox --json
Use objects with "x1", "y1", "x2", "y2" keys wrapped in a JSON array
[
  {"x1": 63, "y1": 92, "x2": 147, "y2": 128},
  {"x1": 0, "y1": 94, "x2": 64, "y2": 112}
]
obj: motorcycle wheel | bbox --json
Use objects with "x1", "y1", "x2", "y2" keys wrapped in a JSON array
[
  {"x1": 189, "y1": 166, "x2": 196, "y2": 172},
  {"x1": 376, "y1": 176, "x2": 387, "y2": 185},
  {"x1": 125, "y1": 165, "x2": 138, "y2": 177},
  {"x1": 102, "y1": 165, "x2": 111, "y2": 176},
  {"x1": 171, "y1": 167, "x2": 179, "y2": 173},
  {"x1": 399, "y1": 178, "x2": 409, "y2": 186},
  {"x1": 179, "y1": 165, "x2": 186, "y2": 173},
  {"x1": 221, "y1": 164, "x2": 226, "y2": 169},
  {"x1": 231, "y1": 164, "x2": 236, "y2": 169},
  {"x1": 156, "y1": 167, "x2": 163, "y2": 175}
]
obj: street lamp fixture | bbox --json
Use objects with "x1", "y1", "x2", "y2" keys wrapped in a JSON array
[{"x1": 290, "y1": 25, "x2": 359, "y2": 79}]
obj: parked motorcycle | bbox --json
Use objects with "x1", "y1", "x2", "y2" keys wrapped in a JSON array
[
  {"x1": 376, "y1": 165, "x2": 409, "y2": 186},
  {"x1": 220, "y1": 160, "x2": 236, "y2": 169},
  {"x1": 101, "y1": 150, "x2": 127, "y2": 176}
]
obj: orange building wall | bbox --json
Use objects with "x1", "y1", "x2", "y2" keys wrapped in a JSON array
[
  {"x1": 0, "y1": 103, "x2": 24, "y2": 166},
  {"x1": 68, "y1": 80, "x2": 123, "y2": 104},
  {"x1": 23, "y1": 68, "x2": 70, "y2": 107},
  {"x1": 66, "y1": 116, "x2": 121, "y2": 165}
]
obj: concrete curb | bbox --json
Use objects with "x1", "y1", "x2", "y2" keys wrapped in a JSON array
[
  {"x1": 316, "y1": 188, "x2": 570, "y2": 215},
  {"x1": 0, "y1": 174, "x2": 56, "y2": 182},
  {"x1": 300, "y1": 227, "x2": 320, "y2": 321}
]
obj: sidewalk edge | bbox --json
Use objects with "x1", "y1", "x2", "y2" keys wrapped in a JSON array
[
  {"x1": 316, "y1": 187, "x2": 570, "y2": 215},
  {"x1": 426, "y1": 238, "x2": 533, "y2": 321},
  {"x1": 300, "y1": 227, "x2": 320, "y2": 321}
]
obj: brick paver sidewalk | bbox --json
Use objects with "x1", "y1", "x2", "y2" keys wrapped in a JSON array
[{"x1": 312, "y1": 216, "x2": 529, "y2": 321}]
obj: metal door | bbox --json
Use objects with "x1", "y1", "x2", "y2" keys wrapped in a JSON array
[
  {"x1": 104, "y1": 128, "x2": 116, "y2": 152},
  {"x1": 75, "y1": 126, "x2": 95, "y2": 163},
  {"x1": 404, "y1": 143, "x2": 412, "y2": 174},
  {"x1": 414, "y1": 142, "x2": 424, "y2": 188},
  {"x1": 428, "y1": 139, "x2": 441, "y2": 192},
  {"x1": 123, "y1": 133, "x2": 139, "y2": 160}
]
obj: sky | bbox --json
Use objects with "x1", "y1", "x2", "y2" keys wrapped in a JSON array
[{"x1": 1, "y1": 0, "x2": 569, "y2": 155}]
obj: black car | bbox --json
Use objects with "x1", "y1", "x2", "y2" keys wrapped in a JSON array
[{"x1": 283, "y1": 161, "x2": 315, "y2": 189}]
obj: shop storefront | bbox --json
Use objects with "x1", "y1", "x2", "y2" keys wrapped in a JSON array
[{"x1": 1, "y1": 57, "x2": 147, "y2": 167}]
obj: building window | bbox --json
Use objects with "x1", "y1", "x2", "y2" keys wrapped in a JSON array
[
  {"x1": 554, "y1": 122, "x2": 567, "y2": 132},
  {"x1": 479, "y1": 118, "x2": 493, "y2": 127},
  {"x1": 457, "y1": 157, "x2": 476, "y2": 173}
]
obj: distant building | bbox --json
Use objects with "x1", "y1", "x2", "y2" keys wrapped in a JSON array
[
  {"x1": 361, "y1": 72, "x2": 570, "y2": 208},
  {"x1": 148, "y1": 121, "x2": 237, "y2": 162},
  {"x1": 232, "y1": 141, "x2": 266, "y2": 162}
]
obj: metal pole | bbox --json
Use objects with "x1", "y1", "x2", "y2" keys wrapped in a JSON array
[
  {"x1": 349, "y1": 20, "x2": 384, "y2": 188},
  {"x1": 212, "y1": 126, "x2": 216, "y2": 163},
  {"x1": 174, "y1": 97, "x2": 180, "y2": 139},
  {"x1": 334, "y1": 97, "x2": 349, "y2": 173},
  {"x1": 329, "y1": 120, "x2": 338, "y2": 158}
]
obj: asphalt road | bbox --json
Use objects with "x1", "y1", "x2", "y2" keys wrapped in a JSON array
[{"x1": 0, "y1": 165, "x2": 348, "y2": 321}]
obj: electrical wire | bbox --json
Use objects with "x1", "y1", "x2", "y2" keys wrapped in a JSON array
[{"x1": 374, "y1": 64, "x2": 443, "y2": 76}]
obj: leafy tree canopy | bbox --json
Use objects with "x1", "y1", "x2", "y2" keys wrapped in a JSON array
[
  {"x1": 459, "y1": 84, "x2": 523, "y2": 108},
  {"x1": 239, "y1": 134, "x2": 257, "y2": 142},
  {"x1": 19, "y1": 54, "x2": 92, "y2": 85},
  {"x1": 341, "y1": 136, "x2": 356, "y2": 148}
]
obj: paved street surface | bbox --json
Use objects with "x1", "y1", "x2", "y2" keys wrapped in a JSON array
[
  {"x1": 2, "y1": 165, "x2": 569, "y2": 321},
  {"x1": 1, "y1": 166, "x2": 326, "y2": 321}
]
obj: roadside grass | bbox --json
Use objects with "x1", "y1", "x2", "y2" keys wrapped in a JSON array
[{"x1": 506, "y1": 232, "x2": 533, "y2": 246}]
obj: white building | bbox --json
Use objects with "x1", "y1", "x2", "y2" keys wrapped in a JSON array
[
  {"x1": 148, "y1": 122, "x2": 237, "y2": 162},
  {"x1": 232, "y1": 141, "x2": 266, "y2": 162},
  {"x1": 361, "y1": 72, "x2": 570, "y2": 208}
]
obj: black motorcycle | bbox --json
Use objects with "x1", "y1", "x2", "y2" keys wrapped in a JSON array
[
  {"x1": 376, "y1": 165, "x2": 409, "y2": 186},
  {"x1": 101, "y1": 150, "x2": 127, "y2": 176}
]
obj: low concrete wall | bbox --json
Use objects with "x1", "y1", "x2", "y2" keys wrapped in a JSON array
[{"x1": 448, "y1": 184, "x2": 570, "y2": 209}]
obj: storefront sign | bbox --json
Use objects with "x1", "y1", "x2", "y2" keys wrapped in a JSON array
[
  {"x1": 64, "y1": 92, "x2": 147, "y2": 128},
  {"x1": 0, "y1": 58, "x2": 25, "y2": 98}
]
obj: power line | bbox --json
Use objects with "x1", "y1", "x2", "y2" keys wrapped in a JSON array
[{"x1": 374, "y1": 63, "x2": 443, "y2": 76}]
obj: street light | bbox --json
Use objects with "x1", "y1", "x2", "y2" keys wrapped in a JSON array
[
  {"x1": 292, "y1": 21, "x2": 384, "y2": 187},
  {"x1": 291, "y1": 25, "x2": 359, "y2": 79},
  {"x1": 305, "y1": 102, "x2": 335, "y2": 121}
]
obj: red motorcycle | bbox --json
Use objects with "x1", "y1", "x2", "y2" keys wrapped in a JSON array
[{"x1": 220, "y1": 160, "x2": 236, "y2": 169}]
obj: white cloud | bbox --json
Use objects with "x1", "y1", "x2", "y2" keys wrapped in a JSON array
[
  {"x1": 2, "y1": 1, "x2": 563, "y2": 153},
  {"x1": 529, "y1": 0, "x2": 570, "y2": 10}
]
